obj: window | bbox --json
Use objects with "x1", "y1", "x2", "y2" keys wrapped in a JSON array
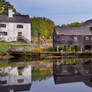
[
  {"x1": 90, "y1": 27, "x2": 92, "y2": 31},
  {"x1": 85, "y1": 36, "x2": 89, "y2": 40},
  {"x1": 0, "y1": 24, "x2": 6, "y2": 28},
  {"x1": 74, "y1": 36, "x2": 78, "y2": 41},
  {"x1": 0, "y1": 80, "x2": 7, "y2": 84},
  {"x1": 17, "y1": 25, "x2": 23, "y2": 28},
  {"x1": 17, "y1": 79, "x2": 24, "y2": 83},
  {"x1": 0, "y1": 32, "x2": 7, "y2": 36}
]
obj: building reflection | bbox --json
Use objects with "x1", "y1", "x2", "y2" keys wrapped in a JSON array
[
  {"x1": 53, "y1": 59, "x2": 92, "y2": 88},
  {"x1": 0, "y1": 66, "x2": 32, "y2": 92}
]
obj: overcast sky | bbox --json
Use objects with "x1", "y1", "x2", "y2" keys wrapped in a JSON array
[{"x1": 6, "y1": 0, "x2": 92, "y2": 25}]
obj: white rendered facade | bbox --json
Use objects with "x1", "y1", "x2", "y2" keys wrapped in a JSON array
[
  {"x1": 0, "y1": 9, "x2": 31, "y2": 42},
  {"x1": 0, "y1": 66, "x2": 31, "y2": 86}
]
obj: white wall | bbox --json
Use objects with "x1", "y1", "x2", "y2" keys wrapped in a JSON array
[
  {"x1": 0, "y1": 22, "x2": 9, "y2": 41},
  {"x1": 0, "y1": 66, "x2": 32, "y2": 86},
  {"x1": 8, "y1": 66, "x2": 32, "y2": 85},
  {"x1": 0, "y1": 22, "x2": 31, "y2": 42}
]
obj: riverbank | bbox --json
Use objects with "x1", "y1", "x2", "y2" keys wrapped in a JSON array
[
  {"x1": 1, "y1": 41, "x2": 92, "y2": 60},
  {"x1": 0, "y1": 41, "x2": 53, "y2": 59},
  {"x1": 0, "y1": 41, "x2": 33, "y2": 59}
]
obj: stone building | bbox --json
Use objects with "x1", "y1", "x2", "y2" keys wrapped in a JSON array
[
  {"x1": 53, "y1": 60, "x2": 92, "y2": 87},
  {"x1": 53, "y1": 20, "x2": 92, "y2": 50},
  {"x1": 0, "y1": 9, "x2": 31, "y2": 43}
]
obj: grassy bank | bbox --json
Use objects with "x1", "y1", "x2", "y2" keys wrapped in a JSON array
[
  {"x1": 0, "y1": 42, "x2": 32, "y2": 55},
  {"x1": 0, "y1": 42, "x2": 10, "y2": 55}
]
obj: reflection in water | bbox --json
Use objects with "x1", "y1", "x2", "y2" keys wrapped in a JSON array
[
  {"x1": 0, "y1": 66, "x2": 31, "y2": 92},
  {"x1": 1, "y1": 58, "x2": 92, "y2": 92},
  {"x1": 53, "y1": 59, "x2": 92, "y2": 88}
]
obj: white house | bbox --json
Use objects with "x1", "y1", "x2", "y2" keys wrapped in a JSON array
[
  {"x1": 0, "y1": 66, "x2": 32, "y2": 92},
  {"x1": 0, "y1": 9, "x2": 31, "y2": 43}
]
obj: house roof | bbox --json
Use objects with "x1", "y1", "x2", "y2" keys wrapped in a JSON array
[
  {"x1": 0, "y1": 14, "x2": 30, "y2": 23},
  {"x1": 55, "y1": 20, "x2": 92, "y2": 35},
  {"x1": 83, "y1": 19, "x2": 92, "y2": 25}
]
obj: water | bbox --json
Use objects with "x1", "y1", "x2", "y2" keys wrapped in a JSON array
[{"x1": 0, "y1": 58, "x2": 92, "y2": 92}]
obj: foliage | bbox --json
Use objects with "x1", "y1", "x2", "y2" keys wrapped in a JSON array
[
  {"x1": 0, "y1": 42, "x2": 9, "y2": 55},
  {"x1": 29, "y1": 46, "x2": 56, "y2": 52},
  {"x1": 0, "y1": 42, "x2": 32, "y2": 55},
  {"x1": 62, "y1": 22, "x2": 83, "y2": 27},
  {"x1": 60, "y1": 59, "x2": 81, "y2": 64},
  {"x1": 31, "y1": 17, "x2": 55, "y2": 40},
  {"x1": 32, "y1": 67, "x2": 52, "y2": 81},
  {"x1": 57, "y1": 45, "x2": 81, "y2": 52},
  {"x1": 0, "y1": 0, "x2": 20, "y2": 14}
]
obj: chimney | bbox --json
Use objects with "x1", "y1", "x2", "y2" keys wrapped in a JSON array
[{"x1": 8, "y1": 9, "x2": 14, "y2": 18}]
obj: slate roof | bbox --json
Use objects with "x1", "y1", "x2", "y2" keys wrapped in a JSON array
[
  {"x1": 0, "y1": 14, "x2": 30, "y2": 23},
  {"x1": 83, "y1": 19, "x2": 92, "y2": 25},
  {"x1": 55, "y1": 26, "x2": 92, "y2": 35},
  {"x1": 55, "y1": 20, "x2": 92, "y2": 35}
]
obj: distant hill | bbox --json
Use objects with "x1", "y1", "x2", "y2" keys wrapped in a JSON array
[{"x1": 0, "y1": 0, "x2": 20, "y2": 14}]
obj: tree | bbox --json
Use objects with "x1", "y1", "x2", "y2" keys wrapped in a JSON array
[
  {"x1": 61, "y1": 22, "x2": 83, "y2": 27},
  {"x1": 0, "y1": 0, "x2": 20, "y2": 14},
  {"x1": 0, "y1": 5, "x2": 2, "y2": 13},
  {"x1": 30, "y1": 17, "x2": 55, "y2": 40}
]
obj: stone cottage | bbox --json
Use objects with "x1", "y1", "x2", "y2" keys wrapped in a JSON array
[
  {"x1": 53, "y1": 20, "x2": 92, "y2": 50},
  {"x1": 0, "y1": 9, "x2": 31, "y2": 43}
]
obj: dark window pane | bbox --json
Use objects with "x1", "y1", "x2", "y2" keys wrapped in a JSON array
[
  {"x1": 17, "y1": 25, "x2": 23, "y2": 28},
  {"x1": 90, "y1": 27, "x2": 92, "y2": 31},
  {"x1": 0, "y1": 32, "x2": 7, "y2": 36},
  {"x1": 4, "y1": 32, "x2": 7, "y2": 35},
  {"x1": 0, "y1": 80, "x2": 7, "y2": 84},
  {"x1": 0, "y1": 24, "x2": 6, "y2": 28},
  {"x1": 17, "y1": 79, "x2": 24, "y2": 83}
]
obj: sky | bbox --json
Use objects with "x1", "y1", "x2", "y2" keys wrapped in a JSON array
[{"x1": 6, "y1": 0, "x2": 92, "y2": 25}]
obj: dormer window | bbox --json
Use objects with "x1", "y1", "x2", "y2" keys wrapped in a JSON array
[{"x1": 17, "y1": 25, "x2": 23, "y2": 28}]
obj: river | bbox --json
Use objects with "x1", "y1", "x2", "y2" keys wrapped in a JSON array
[{"x1": 0, "y1": 58, "x2": 92, "y2": 92}]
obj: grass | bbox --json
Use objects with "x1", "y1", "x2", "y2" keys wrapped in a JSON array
[
  {"x1": 0, "y1": 41, "x2": 32, "y2": 55},
  {"x1": 0, "y1": 42, "x2": 10, "y2": 55}
]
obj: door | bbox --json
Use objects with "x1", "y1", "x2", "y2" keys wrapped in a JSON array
[{"x1": 18, "y1": 32, "x2": 22, "y2": 37}]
